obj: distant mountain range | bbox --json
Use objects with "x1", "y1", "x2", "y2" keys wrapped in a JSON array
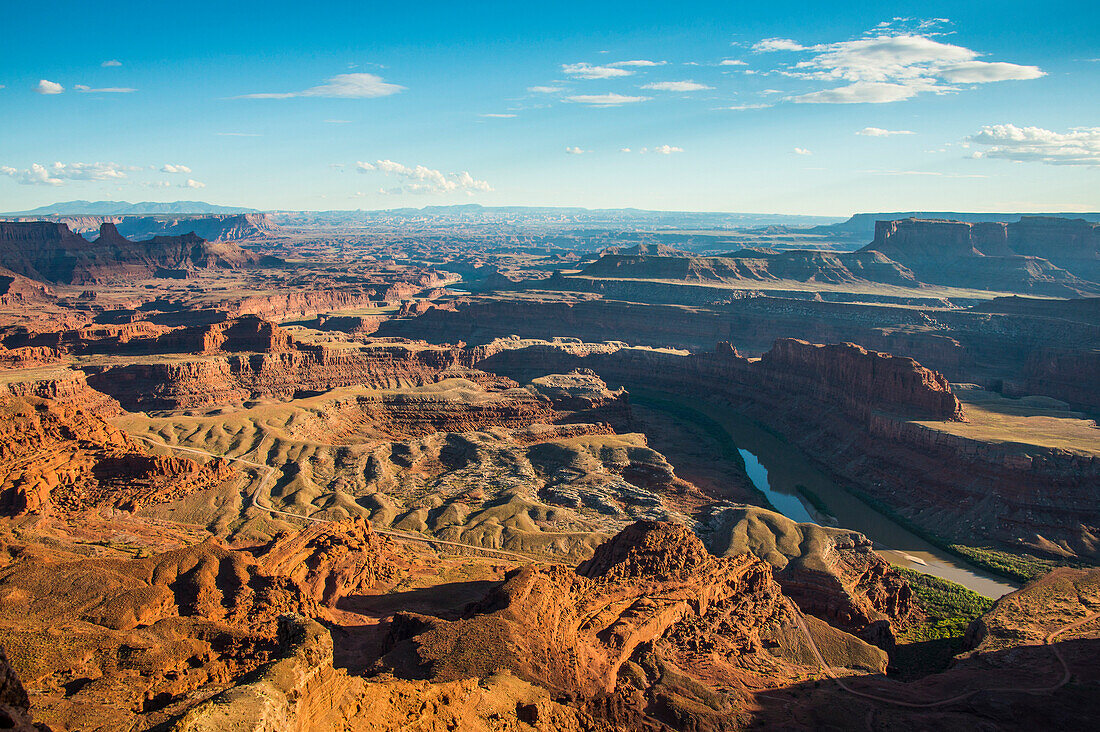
[{"x1": 6, "y1": 200, "x2": 259, "y2": 215}]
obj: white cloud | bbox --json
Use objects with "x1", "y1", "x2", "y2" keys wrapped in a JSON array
[
  {"x1": 0, "y1": 161, "x2": 134, "y2": 185},
  {"x1": 652, "y1": 145, "x2": 683, "y2": 154},
  {"x1": 856, "y1": 126, "x2": 916, "y2": 136},
  {"x1": 789, "y1": 81, "x2": 926, "y2": 104},
  {"x1": 101, "y1": 60, "x2": 122, "y2": 67},
  {"x1": 609, "y1": 60, "x2": 665, "y2": 67},
  {"x1": 480, "y1": 113, "x2": 517, "y2": 118},
  {"x1": 181, "y1": 179, "x2": 206, "y2": 189},
  {"x1": 640, "y1": 80, "x2": 712, "y2": 91},
  {"x1": 35, "y1": 79, "x2": 63, "y2": 94},
  {"x1": 620, "y1": 148, "x2": 632, "y2": 153},
  {"x1": 74, "y1": 85, "x2": 136, "y2": 93},
  {"x1": 237, "y1": 72, "x2": 403, "y2": 99},
  {"x1": 565, "y1": 147, "x2": 587, "y2": 155},
  {"x1": 160, "y1": 164, "x2": 192, "y2": 173},
  {"x1": 142, "y1": 180, "x2": 171, "y2": 188},
  {"x1": 1, "y1": 164, "x2": 62, "y2": 186},
  {"x1": 967, "y1": 124, "x2": 1100, "y2": 166},
  {"x1": 724, "y1": 103, "x2": 771, "y2": 110},
  {"x1": 565, "y1": 93, "x2": 649, "y2": 106},
  {"x1": 938, "y1": 61, "x2": 1045, "y2": 83},
  {"x1": 720, "y1": 59, "x2": 748, "y2": 66},
  {"x1": 753, "y1": 38, "x2": 806, "y2": 52},
  {"x1": 561, "y1": 63, "x2": 634, "y2": 79},
  {"x1": 793, "y1": 147, "x2": 812, "y2": 155},
  {"x1": 781, "y1": 33, "x2": 1043, "y2": 104},
  {"x1": 356, "y1": 159, "x2": 492, "y2": 194},
  {"x1": 528, "y1": 86, "x2": 564, "y2": 93}
]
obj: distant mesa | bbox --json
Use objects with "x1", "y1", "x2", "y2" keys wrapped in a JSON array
[
  {"x1": 0, "y1": 220, "x2": 280, "y2": 284},
  {"x1": 862, "y1": 216, "x2": 1100, "y2": 295},
  {"x1": 814, "y1": 210, "x2": 1100, "y2": 242},
  {"x1": 59, "y1": 212, "x2": 280, "y2": 242}
]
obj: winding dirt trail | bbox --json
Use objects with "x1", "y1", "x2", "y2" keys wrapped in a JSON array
[
  {"x1": 785, "y1": 595, "x2": 1097, "y2": 708},
  {"x1": 132, "y1": 434, "x2": 553, "y2": 563}
]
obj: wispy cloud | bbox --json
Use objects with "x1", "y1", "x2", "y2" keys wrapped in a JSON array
[
  {"x1": 356, "y1": 159, "x2": 492, "y2": 194},
  {"x1": 101, "y1": 59, "x2": 122, "y2": 67},
  {"x1": 856, "y1": 126, "x2": 916, "y2": 136},
  {"x1": 609, "y1": 59, "x2": 665, "y2": 67},
  {"x1": 719, "y1": 59, "x2": 748, "y2": 66},
  {"x1": 35, "y1": 79, "x2": 63, "y2": 95},
  {"x1": 753, "y1": 38, "x2": 806, "y2": 52},
  {"x1": 565, "y1": 93, "x2": 649, "y2": 106},
  {"x1": 793, "y1": 147, "x2": 812, "y2": 155},
  {"x1": 74, "y1": 84, "x2": 136, "y2": 93},
  {"x1": 528, "y1": 86, "x2": 564, "y2": 93},
  {"x1": 724, "y1": 103, "x2": 772, "y2": 110},
  {"x1": 967, "y1": 124, "x2": 1100, "y2": 166},
  {"x1": 561, "y1": 63, "x2": 634, "y2": 79},
  {"x1": 859, "y1": 169, "x2": 989, "y2": 178},
  {"x1": 565, "y1": 147, "x2": 587, "y2": 154},
  {"x1": 640, "y1": 80, "x2": 712, "y2": 92},
  {"x1": 237, "y1": 72, "x2": 403, "y2": 99},
  {"x1": 480, "y1": 113, "x2": 517, "y2": 118},
  {"x1": 651, "y1": 145, "x2": 683, "y2": 154},
  {"x1": 160, "y1": 164, "x2": 192, "y2": 173}
]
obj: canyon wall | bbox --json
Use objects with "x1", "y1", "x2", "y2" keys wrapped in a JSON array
[
  {"x1": 380, "y1": 294, "x2": 1100, "y2": 410},
  {"x1": 474, "y1": 338, "x2": 1100, "y2": 559}
]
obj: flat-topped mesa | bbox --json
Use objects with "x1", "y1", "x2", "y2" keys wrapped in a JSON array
[
  {"x1": 863, "y1": 216, "x2": 1100, "y2": 294},
  {"x1": 148, "y1": 315, "x2": 294, "y2": 355},
  {"x1": 758, "y1": 338, "x2": 965, "y2": 421},
  {"x1": 82, "y1": 340, "x2": 486, "y2": 410},
  {"x1": 0, "y1": 220, "x2": 267, "y2": 284}
]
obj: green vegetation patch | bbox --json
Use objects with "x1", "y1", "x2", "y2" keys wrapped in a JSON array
[
  {"x1": 946, "y1": 545, "x2": 1059, "y2": 584},
  {"x1": 896, "y1": 567, "x2": 994, "y2": 641},
  {"x1": 891, "y1": 566, "x2": 995, "y2": 679}
]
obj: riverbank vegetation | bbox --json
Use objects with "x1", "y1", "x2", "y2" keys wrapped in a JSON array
[{"x1": 891, "y1": 567, "x2": 995, "y2": 678}]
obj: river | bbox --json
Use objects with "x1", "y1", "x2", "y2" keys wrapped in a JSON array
[{"x1": 645, "y1": 394, "x2": 1018, "y2": 599}]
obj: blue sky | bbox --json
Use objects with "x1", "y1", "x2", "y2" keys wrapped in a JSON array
[{"x1": 1, "y1": 0, "x2": 1097, "y2": 214}]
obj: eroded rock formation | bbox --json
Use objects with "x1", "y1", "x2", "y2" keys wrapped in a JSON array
[
  {"x1": 0, "y1": 394, "x2": 232, "y2": 515},
  {"x1": 379, "y1": 521, "x2": 887, "y2": 729},
  {"x1": 704, "y1": 505, "x2": 912, "y2": 648},
  {"x1": 0, "y1": 221, "x2": 267, "y2": 284}
]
